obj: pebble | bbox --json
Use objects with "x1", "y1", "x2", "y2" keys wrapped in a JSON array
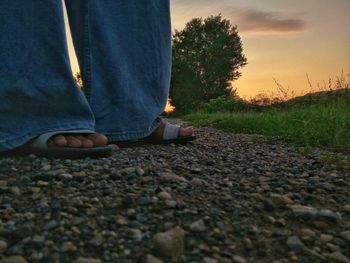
[
  {"x1": 159, "y1": 172, "x2": 186, "y2": 183},
  {"x1": 130, "y1": 229, "x2": 143, "y2": 242},
  {"x1": 75, "y1": 257, "x2": 102, "y2": 263},
  {"x1": 32, "y1": 235, "x2": 45, "y2": 245},
  {"x1": 60, "y1": 173, "x2": 73, "y2": 180},
  {"x1": 28, "y1": 187, "x2": 41, "y2": 193},
  {"x1": 328, "y1": 252, "x2": 350, "y2": 263},
  {"x1": 41, "y1": 164, "x2": 51, "y2": 171},
  {"x1": 165, "y1": 200, "x2": 177, "y2": 208},
  {"x1": 299, "y1": 228, "x2": 316, "y2": 240},
  {"x1": 60, "y1": 241, "x2": 77, "y2": 252},
  {"x1": 153, "y1": 226, "x2": 185, "y2": 259},
  {"x1": 341, "y1": 231, "x2": 350, "y2": 243},
  {"x1": 9, "y1": 187, "x2": 20, "y2": 196},
  {"x1": 190, "y1": 219, "x2": 206, "y2": 232},
  {"x1": 44, "y1": 220, "x2": 59, "y2": 230},
  {"x1": 291, "y1": 205, "x2": 318, "y2": 219},
  {"x1": 233, "y1": 255, "x2": 247, "y2": 263},
  {"x1": 344, "y1": 205, "x2": 350, "y2": 213},
  {"x1": 320, "y1": 234, "x2": 333, "y2": 243},
  {"x1": 0, "y1": 256, "x2": 27, "y2": 263},
  {"x1": 158, "y1": 191, "x2": 172, "y2": 200},
  {"x1": 116, "y1": 216, "x2": 128, "y2": 226},
  {"x1": 136, "y1": 167, "x2": 145, "y2": 176},
  {"x1": 0, "y1": 240, "x2": 7, "y2": 253},
  {"x1": 203, "y1": 257, "x2": 218, "y2": 263},
  {"x1": 270, "y1": 194, "x2": 293, "y2": 206},
  {"x1": 318, "y1": 210, "x2": 342, "y2": 221},
  {"x1": 146, "y1": 254, "x2": 164, "y2": 263},
  {"x1": 37, "y1": 180, "x2": 49, "y2": 186},
  {"x1": 286, "y1": 236, "x2": 305, "y2": 253},
  {"x1": 191, "y1": 178, "x2": 202, "y2": 187}
]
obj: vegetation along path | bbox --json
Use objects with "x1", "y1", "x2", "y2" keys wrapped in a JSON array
[{"x1": 0, "y1": 119, "x2": 350, "y2": 263}]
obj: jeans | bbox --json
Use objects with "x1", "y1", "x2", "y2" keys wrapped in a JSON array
[{"x1": 0, "y1": 0, "x2": 171, "y2": 151}]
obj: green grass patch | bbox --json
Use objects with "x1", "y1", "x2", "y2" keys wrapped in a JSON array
[{"x1": 184, "y1": 101, "x2": 350, "y2": 150}]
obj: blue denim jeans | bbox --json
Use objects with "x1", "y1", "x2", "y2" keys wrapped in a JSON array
[{"x1": 0, "y1": 0, "x2": 171, "y2": 151}]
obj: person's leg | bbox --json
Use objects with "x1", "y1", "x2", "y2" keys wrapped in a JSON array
[
  {"x1": 0, "y1": 0, "x2": 105, "y2": 152},
  {"x1": 65, "y1": 0, "x2": 192, "y2": 142}
]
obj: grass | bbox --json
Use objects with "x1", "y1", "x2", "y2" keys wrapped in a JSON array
[
  {"x1": 184, "y1": 103, "x2": 350, "y2": 150},
  {"x1": 182, "y1": 88, "x2": 350, "y2": 151}
]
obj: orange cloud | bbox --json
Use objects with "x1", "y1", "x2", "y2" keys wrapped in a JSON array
[{"x1": 227, "y1": 8, "x2": 307, "y2": 34}]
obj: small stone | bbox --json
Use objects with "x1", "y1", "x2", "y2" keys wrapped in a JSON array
[
  {"x1": 29, "y1": 187, "x2": 41, "y2": 193},
  {"x1": 153, "y1": 226, "x2": 185, "y2": 259},
  {"x1": 159, "y1": 172, "x2": 186, "y2": 183},
  {"x1": 0, "y1": 240, "x2": 8, "y2": 253},
  {"x1": 0, "y1": 256, "x2": 27, "y2": 263},
  {"x1": 328, "y1": 252, "x2": 350, "y2": 263},
  {"x1": 318, "y1": 210, "x2": 342, "y2": 221},
  {"x1": 146, "y1": 254, "x2": 163, "y2": 263},
  {"x1": 44, "y1": 220, "x2": 59, "y2": 230},
  {"x1": 41, "y1": 164, "x2": 51, "y2": 171},
  {"x1": 191, "y1": 167, "x2": 202, "y2": 173},
  {"x1": 73, "y1": 171, "x2": 87, "y2": 177},
  {"x1": 320, "y1": 234, "x2": 333, "y2": 243},
  {"x1": 291, "y1": 205, "x2": 318, "y2": 219},
  {"x1": 165, "y1": 200, "x2": 177, "y2": 208},
  {"x1": 138, "y1": 196, "x2": 151, "y2": 206},
  {"x1": 122, "y1": 195, "x2": 134, "y2": 207},
  {"x1": 341, "y1": 231, "x2": 350, "y2": 243},
  {"x1": 136, "y1": 167, "x2": 145, "y2": 176},
  {"x1": 9, "y1": 187, "x2": 20, "y2": 196},
  {"x1": 32, "y1": 235, "x2": 45, "y2": 245},
  {"x1": 233, "y1": 255, "x2": 247, "y2": 263},
  {"x1": 203, "y1": 257, "x2": 218, "y2": 263},
  {"x1": 300, "y1": 228, "x2": 316, "y2": 240},
  {"x1": 121, "y1": 167, "x2": 136, "y2": 175},
  {"x1": 243, "y1": 238, "x2": 252, "y2": 250},
  {"x1": 116, "y1": 216, "x2": 128, "y2": 225},
  {"x1": 344, "y1": 205, "x2": 350, "y2": 213},
  {"x1": 75, "y1": 257, "x2": 102, "y2": 263},
  {"x1": 37, "y1": 180, "x2": 49, "y2": 186},
  {"x1": 270, "y1": 194, "x2": 293, "y2": 206},
  {"x1": 60, "y1": 173, "x2": 73, "y2": 180},
  {"x1": 130, "y1": 229, "x2": 143, "y2": 242},
  {"x1": 191, "y1": 178, "x2": 202, "y2": 187},
  {"x1": 60, "y1": 241, "x2": 77, "y2": 252},
  {"x1": 158, "y1": 191, "x2": 172, "y2": 200},
  {"x1": 246, "y1": 168, "x2": 255, "y2": 174},
  {"x1": 190, "y1": 220, "x2": 206, "y2": 232},
  {"x1": 287, "y1": 236, "x2": 305, "y2": 253}
]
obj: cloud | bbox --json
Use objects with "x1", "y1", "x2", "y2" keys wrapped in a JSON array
[{"x1": 228, "y1": 8, "x2": 306, "y2": 34}]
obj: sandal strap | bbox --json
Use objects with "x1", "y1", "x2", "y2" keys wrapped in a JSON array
[
  {"x1": 31, "y1": 129, "x2": 95, "y2": 149},
  {"x1": 163, "y1": 123, "x2": 180, "y2": 140}
]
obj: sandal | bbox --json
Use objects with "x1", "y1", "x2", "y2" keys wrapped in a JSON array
[{"x1": 0, "y1": 130, "x2": 112, "y2": 159}]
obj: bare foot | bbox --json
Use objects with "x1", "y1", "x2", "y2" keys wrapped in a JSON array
[{"x1": 47, "y1": 133, "x2": 108, "y2": 148}]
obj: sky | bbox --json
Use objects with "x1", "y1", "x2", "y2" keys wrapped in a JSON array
[{"x1": 64, "y1": 0, "x2": 350, "y2": 98}]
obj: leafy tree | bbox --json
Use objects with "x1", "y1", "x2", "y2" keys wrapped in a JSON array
[{"x1": 170, "y1": 14, "x2": 247, "y2": 113}]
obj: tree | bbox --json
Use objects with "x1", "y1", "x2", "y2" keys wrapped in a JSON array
[{"x1": 170, "y1": 14, "x2": 247, "y2": 113}]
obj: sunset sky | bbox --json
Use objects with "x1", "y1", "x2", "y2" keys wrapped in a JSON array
[{"x1": 64, "y1": 0, "x2": 350, "y2": 98}]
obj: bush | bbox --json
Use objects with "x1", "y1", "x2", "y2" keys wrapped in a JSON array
[{"x1": 203, "y1": 95, "x2": 259, "y2": 113}]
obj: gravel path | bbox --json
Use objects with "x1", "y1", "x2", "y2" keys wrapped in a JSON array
[{"x1": 1, "y1": 121, "x2": 350, "y2": 263}]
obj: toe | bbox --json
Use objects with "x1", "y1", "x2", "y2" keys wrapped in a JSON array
[
  {"x1": 52, "y1": 135, "x2": 68, "y2": 147},
  {"x1": 66, "y1": 136, "x2": 83, "y2": 148},
  {"x1": 87, "y1": 134, "x2": 108, "y2": 147},
  {"x1": 76, "y1": 136, "x2": 94, "y2": 148},
  {"x1": 179, "y1": 127, "x2": 194, "y2": 137}
]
